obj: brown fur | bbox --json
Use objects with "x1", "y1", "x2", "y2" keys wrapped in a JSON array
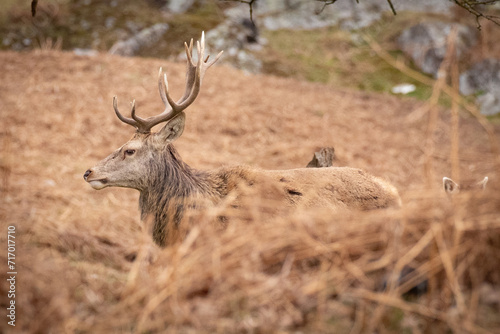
[{"x1": 207, "y1": 165, "x2": 401, "y2": 211}]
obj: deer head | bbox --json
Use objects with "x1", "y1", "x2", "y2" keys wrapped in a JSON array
[
  {"x1": 84, "y1": 32, "x2": 223, "y2": 191},
  {"x1": 443, "y1": 176, "x2": 489, "y2": 194}
]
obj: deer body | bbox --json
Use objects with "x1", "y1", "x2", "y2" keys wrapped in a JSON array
[{"x1": 84, "y1": 33, "x2": 401, "y2": 247}]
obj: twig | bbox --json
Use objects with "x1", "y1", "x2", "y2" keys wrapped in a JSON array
[
  {"x1": 31, "y1": 0, "x2": 38, "y2": 17},
  {"x1": 450, "y1": 44, "x2": 460, "y2": 184},
  {"x1": 221, "y1": 0, "x2": 257, "y2": 23},
  {"x1": 432, "y1": 223, "x2": 466, "y2": 315},
  {"x1": 316, "y1": 0, "x2": 397, "y2": 15},
  {"x1": 386, "y1": 0, "x2": 397, "y2": 15},
  {"x1": 315, "y1": 0, "x2": 339, "y2": 15}
]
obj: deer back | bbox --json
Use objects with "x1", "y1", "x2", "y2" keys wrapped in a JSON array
[{"x1": 209, "y1": 166, "x2": 401, "y2": 212}]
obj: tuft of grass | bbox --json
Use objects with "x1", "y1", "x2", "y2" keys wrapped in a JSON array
[{"x1": 0, "y1": 0, "x2": 29, "y2": 25}]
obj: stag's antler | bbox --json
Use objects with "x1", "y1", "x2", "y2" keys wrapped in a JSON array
[{"x1": 113, "y1": 31, "x2": 223, "y2": 134}]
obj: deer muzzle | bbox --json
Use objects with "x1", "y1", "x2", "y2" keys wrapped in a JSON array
[{"x1": 84, "y1": 169, "x2": 108, "y2": 190}]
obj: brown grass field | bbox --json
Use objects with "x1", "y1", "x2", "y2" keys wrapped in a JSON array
[{"x1": 1, "y1": 48, "x2": 500, "y2": 333}]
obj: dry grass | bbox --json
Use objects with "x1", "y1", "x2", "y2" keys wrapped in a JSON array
[{"x1": 1, "y1": 48, "x2": 499, "y2": 333}]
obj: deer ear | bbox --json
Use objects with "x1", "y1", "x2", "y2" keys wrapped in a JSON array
[
  {"x1": 156, "y1": 112, "x2": 186, "y2": 142},
  {"x1": 443, "y1": 177, "x2": 459, "y2": 194},
  {"x1": 477, "y1": 176, "x2": 488, "y2": 190}
]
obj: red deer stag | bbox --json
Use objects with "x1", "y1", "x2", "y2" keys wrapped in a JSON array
[{"x1": 84, "y1": 33, "x2": 401, "y2": 247}]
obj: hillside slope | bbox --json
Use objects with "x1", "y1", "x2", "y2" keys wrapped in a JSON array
[{"x1": 1, "y1": 50, "x2": 499, "y2": 333}]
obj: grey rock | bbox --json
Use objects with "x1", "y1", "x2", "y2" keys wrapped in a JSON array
[
  {"x1": 125, "y1": 21, "x2": 141, "y2": 34},
  {"x1": 460, "y1": 59, "x2": 500, "y2": 115},
  {"x1": 460, "y1": 59, "x2": 500, "y2": 94},
  {"x1": 80, "y1": 19, "x2": 91, "y2": 31},
  {"x1": 477, "y1": 92, "x2": 500, "y2": 116},
  {"x1": 74, "y1": 48, "x2": 98, "y2": 57},
  {"x1": 166, "y1": 0, "x2": 195, "y2": 14},
  {"x1": 105, "y1": 17, "x2": 116, "y2": 29},
  {"x1": 204, "y1": 18, "x2": 262, "y2": 74},
  {"x1": 397, "y1": 22, "x2": 478, "y2": 77},
  {"x1": 109, "y1": 23, "x2": 169, "y2": 57},
  {"x1": 205, "y1": 0, "x2": 457, "y2": 73},
  {"x1": 224, "y1": 0, "x2": 454, "y2": 31}
]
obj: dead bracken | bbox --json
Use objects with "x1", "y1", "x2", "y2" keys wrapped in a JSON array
[{"x1": 2, "y1": 42, "x2": 499, "y2": 333}]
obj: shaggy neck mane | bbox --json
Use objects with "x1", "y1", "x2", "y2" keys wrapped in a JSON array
[{"x1": 139, "y1": 144, "x2": 211, "y2": 246}]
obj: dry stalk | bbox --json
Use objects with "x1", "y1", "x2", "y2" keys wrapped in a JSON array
[
  {"x1": 0, "y1": 129, "x2": 11, "y2": 193},
  {"x1": 349, "y1": 301, "x2": 365, "y2": 334},
  {"x1": 431, "y1": 223, "x2": 466, "y2": 314},
  {"x1": 350, "y1": 288, "x2": 447, "y2": 321},
  {"x1": 426, "y1": 28, "x2": 458, "y2": 187},
  {"x1": 450, "y1": 45, "x2": 461, "y2": 184},
  {"x1": 396, "y1": 239, "x2": 473, "y2": 295}
]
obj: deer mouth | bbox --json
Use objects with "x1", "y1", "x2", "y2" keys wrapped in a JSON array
[
  {"x1": 84, "y1": 169, "x2": 108, "y2": 190},
  {"x1": 88, "y1": 179, "x2": 108, "y2": 190}
]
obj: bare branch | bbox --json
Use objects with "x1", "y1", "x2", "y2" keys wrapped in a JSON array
[
  {"x1": 31, "y1": 0, "x2": 38, "y2": 17},
  {"x1": 453, "y1": 0, "x2": 500, "y2": 29},
  {"x1": 220, "y1": 0, "x2": 257, "y2": 23},
  {"x1": 316, "y1": 0, "x2": 397, "y2": 15},
  {"x1": 316, "y1": 0, "x2": 339, "y2": 15},
  {"x1": 386, "y1": 0, "x2": 397, "y2": 16}
]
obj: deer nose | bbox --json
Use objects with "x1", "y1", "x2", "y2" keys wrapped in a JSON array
[{"x1": 84, "y1": 169, "x2": 92, "y2": 181}]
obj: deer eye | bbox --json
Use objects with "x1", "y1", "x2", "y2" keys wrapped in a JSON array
[{"x1": 124, "y1": 149, "x2": 136, "y2": 156}]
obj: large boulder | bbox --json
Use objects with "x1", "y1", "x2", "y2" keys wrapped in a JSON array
[
  {"x1": 224, "y1": 0, "x2": 454, "y2": 31},
  {"x1": 165, "y1": 0, "x2": 196, "y2": 14},
  {"x1": 397, "y1": 22, "x2": 478, "y2": 77},
  {"x1": 460, "y1": 59, "x2": 500, "y2": 116},
  {"x1": 204, "y1": 18, "x2": 263, "y2": 74},
  {"x1": 109, "y1": 23, "x2": 169, "y2": 57}
]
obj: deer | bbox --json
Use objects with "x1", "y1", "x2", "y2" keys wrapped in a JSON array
[
  {"x1": 84, "y1": 32, "x2": 402, "y2": 247},
  {"x1": 443, "y1": 176, "x2": 488, "y2": 194}
]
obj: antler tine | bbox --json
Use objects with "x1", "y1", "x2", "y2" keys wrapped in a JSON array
[
  {"x1": 158, "y1": 67, "x2": 169, "y2": 107},
  {"x1": 184, "y1": 39, "x2": 195, "y2": 67},
  {"x1": 130, "y1": 99, "x2": 139, "y2": 121},
  {"x1": 198, "y1": 31, "x2": 205, "y2": 66},
  {"x1": 113, "y1": 97, "x2": 154, "y2": 133},
  {"x1": 113, "y1": 96, "x2": 137, "y2": 127},
  {"x1": 161, "y1": 71, "x2": 178, "y2": 117},
  {"x1": 207, "y1": 50, "x2": 224, "y2": 68}
]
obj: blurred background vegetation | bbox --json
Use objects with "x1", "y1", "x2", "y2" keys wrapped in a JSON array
[{"x1": 2, "y1": 0, "x2": 499, "y2": 113}]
